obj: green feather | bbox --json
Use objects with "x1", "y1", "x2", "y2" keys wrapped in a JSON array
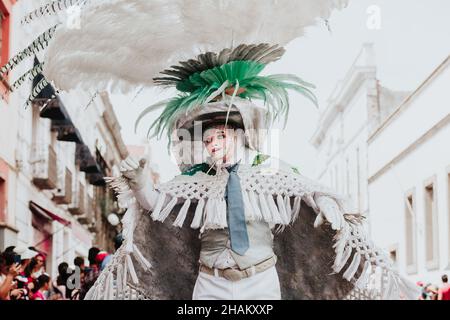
[{"x1": 139, "y1": 60, "x2": 318, "y2": 147}]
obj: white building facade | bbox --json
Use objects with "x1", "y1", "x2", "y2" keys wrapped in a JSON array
[
  {"x1": 368, "y1": 55, "x2": 450, "y2": 284},
  {"x1": 311, "y1": 44, "x2": 409, "y2": 219},
  {"x1": 312, "y1": 43, "x2": 450, "y2": 284},
  {"x1": 0, "y1": 1, "x2": 129, "y2": 277}
]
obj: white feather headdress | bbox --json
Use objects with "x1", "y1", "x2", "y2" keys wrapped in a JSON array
[{"x1": 5, "y1": 0, "x2": 348, "y2": 95}]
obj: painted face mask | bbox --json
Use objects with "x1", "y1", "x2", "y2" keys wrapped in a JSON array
[{"x1": 202, "y1": 124, "x2": 247, "y2": 166}]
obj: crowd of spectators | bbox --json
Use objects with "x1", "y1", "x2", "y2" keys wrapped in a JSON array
[
  {"x1": 0, "y1": 234, "x2": 122, "y2": 300},
  {"x1": 417, "y1": 275, "x2": 450, "y2": 300}
]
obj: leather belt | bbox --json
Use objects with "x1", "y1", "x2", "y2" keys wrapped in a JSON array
[{"x1": 199, "y1": 255, "x2": 277, "y2": 282}]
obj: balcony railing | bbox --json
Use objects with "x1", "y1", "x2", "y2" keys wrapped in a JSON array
[{"x1": 31, "y1": 144, "x2": 58, "y2": 190}]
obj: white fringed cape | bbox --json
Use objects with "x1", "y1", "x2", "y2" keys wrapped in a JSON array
[{"x1": 85, "y1": 159, "x2": 419, "y2": 300}]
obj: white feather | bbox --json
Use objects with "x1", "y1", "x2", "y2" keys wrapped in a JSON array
[
  {"x1": 172, "y1": 198, "x2": 191, "y2": 227},
  {"x1": 242, "y1": 190, "x2": 255, "y2": 220},
  {"x1": 343, "y1": 252, "x2": 361, "y2": 281},
  {"x1": 132, "y1": 244, "x2": 152, "y2": 271},
  {"x1": 150, "y1": 192, "x2": 167, "y2": 221},
  {"x1": 157, "y1": 196, "x2": 178, "y2": 222},
  {"x1": 126, "y1": 254, "x2": 139, "y2": 285},
  {"x1": 190, "y1": 197, "x2": 205, "y2": 229},
  {"x1": 258, "y1": 192, "x2": 273, "y2": 221},
  {"x1": 43, "y1": 0, "x2": 348, "y2": 92},
  {"x1": 116, "y1": 264, "x2": 123, "y2": 297}
]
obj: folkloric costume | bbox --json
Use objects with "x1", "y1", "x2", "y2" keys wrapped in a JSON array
[{"x1": 7, "y1": 0, "x2": 419, "y2": 300}]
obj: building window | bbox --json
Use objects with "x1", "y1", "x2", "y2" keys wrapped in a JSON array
[
  {"x1": 405, "y1": 192, "x2": 417, "y2": 273},
  {"x1": 424, "y1": 179, "x2": 439, "y2": 270}
]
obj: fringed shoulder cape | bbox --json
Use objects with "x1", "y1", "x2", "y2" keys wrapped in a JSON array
[{"x1": 85, "y1": 155, "x2": 419, "y2": 300}]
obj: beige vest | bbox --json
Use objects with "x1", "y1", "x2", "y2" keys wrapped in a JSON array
[{"x1": 199, "y1": 221, "x2": 275, "y2": 270}]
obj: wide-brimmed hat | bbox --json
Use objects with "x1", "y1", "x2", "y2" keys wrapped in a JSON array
[{"x1": 174, "y1": 97, "x2": 270, "y2": 151}]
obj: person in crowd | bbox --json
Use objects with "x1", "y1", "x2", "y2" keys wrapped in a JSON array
[
  {"x1": 416, "y1": 281, "x2": 427, "y2": 300},
  {"x1": 426, "y1": 284, "x2": 439, "y2": 300},
  {"x1": 23, "y1": 258, "x2": 37, "y2": 282},
  {"x1": 31, "y1": 273, "x2": 51, "y2": 300},
  {"x1": 88, "y1": 247, "x2": 100, "y2": 270},
  {"x1": 23, "y1": 252, "x2": 46, "y2": 286},
  {"x1": 114, "y1": 234, "x2": 123, "y2": 252},
  {"x1": 419, "y1": 283, "x2": 432, "y2": 300},
  {"x1": 95, "y1": 251, "x2": 111, "y2": 271},
  {"x1": 438, "y1": 274, "x2": 450, "y2": 300},
  {"x1": 3, "y1": 246, "x2": 16, "y2": 253},
  {"x1": 13, "y1": 247, "x2": 37, "y2": 299},
  {"x1": 0, "y1": 251, "x2": 21, "y2": 300},
  {"x1": 71, "y1": 256, "x2": 87, "y2": 300},
  {"x1": 80, "y1": 247, "x2": 101, "y2": 300},
  {"x1": 54, "y1": 262, "x2": 73, "y2": 300},
  {"x1": 31, "y1": 253, "x2": 46, "y2": 279},
  {"x1": 13, "y1": 246, "x2": 38, "y2": 275},
  {"x1": 11, "y1": 265, "x2": 35, "y2": 301},
  {"x1": 74, "y1": 256, "x2": 85, "y2": 272}
]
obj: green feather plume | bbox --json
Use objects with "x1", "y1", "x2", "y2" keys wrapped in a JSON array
[{"x1": 136, "y1": 60, "x2": 318, "y2": 147}]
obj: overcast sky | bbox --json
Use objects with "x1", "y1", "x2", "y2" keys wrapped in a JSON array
[{"x1": 111, "y1": 0, "x2": 450, "y2": 182}]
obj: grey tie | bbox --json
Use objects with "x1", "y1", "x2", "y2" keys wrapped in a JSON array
[{"x1": 224, "y1": 161, "x2": 249, "y2": 256}]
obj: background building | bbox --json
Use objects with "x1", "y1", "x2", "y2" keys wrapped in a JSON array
[
  {"x1": 0, "y1": 0, "x2": 18, "y2": 256},
  {"x1": 312, "y1": 43, "x2": 450, "y2": 284},
  {"x1": 0, "y1": 0, "x2": 129, "y2": 277},
  {"x1": 311, "y1": 44, "x2": 409, "y2": 218},
  {"x1": 368, "y1": 55, "x2": 450, "y2": 284}
]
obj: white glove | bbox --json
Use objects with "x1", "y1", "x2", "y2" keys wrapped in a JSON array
[
  {"x1": 119, "y1": 156, "x2": 159, "y2": 210},
  {"x1": 119, "y1": 156, "x2": 147, "y2": 191}
]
